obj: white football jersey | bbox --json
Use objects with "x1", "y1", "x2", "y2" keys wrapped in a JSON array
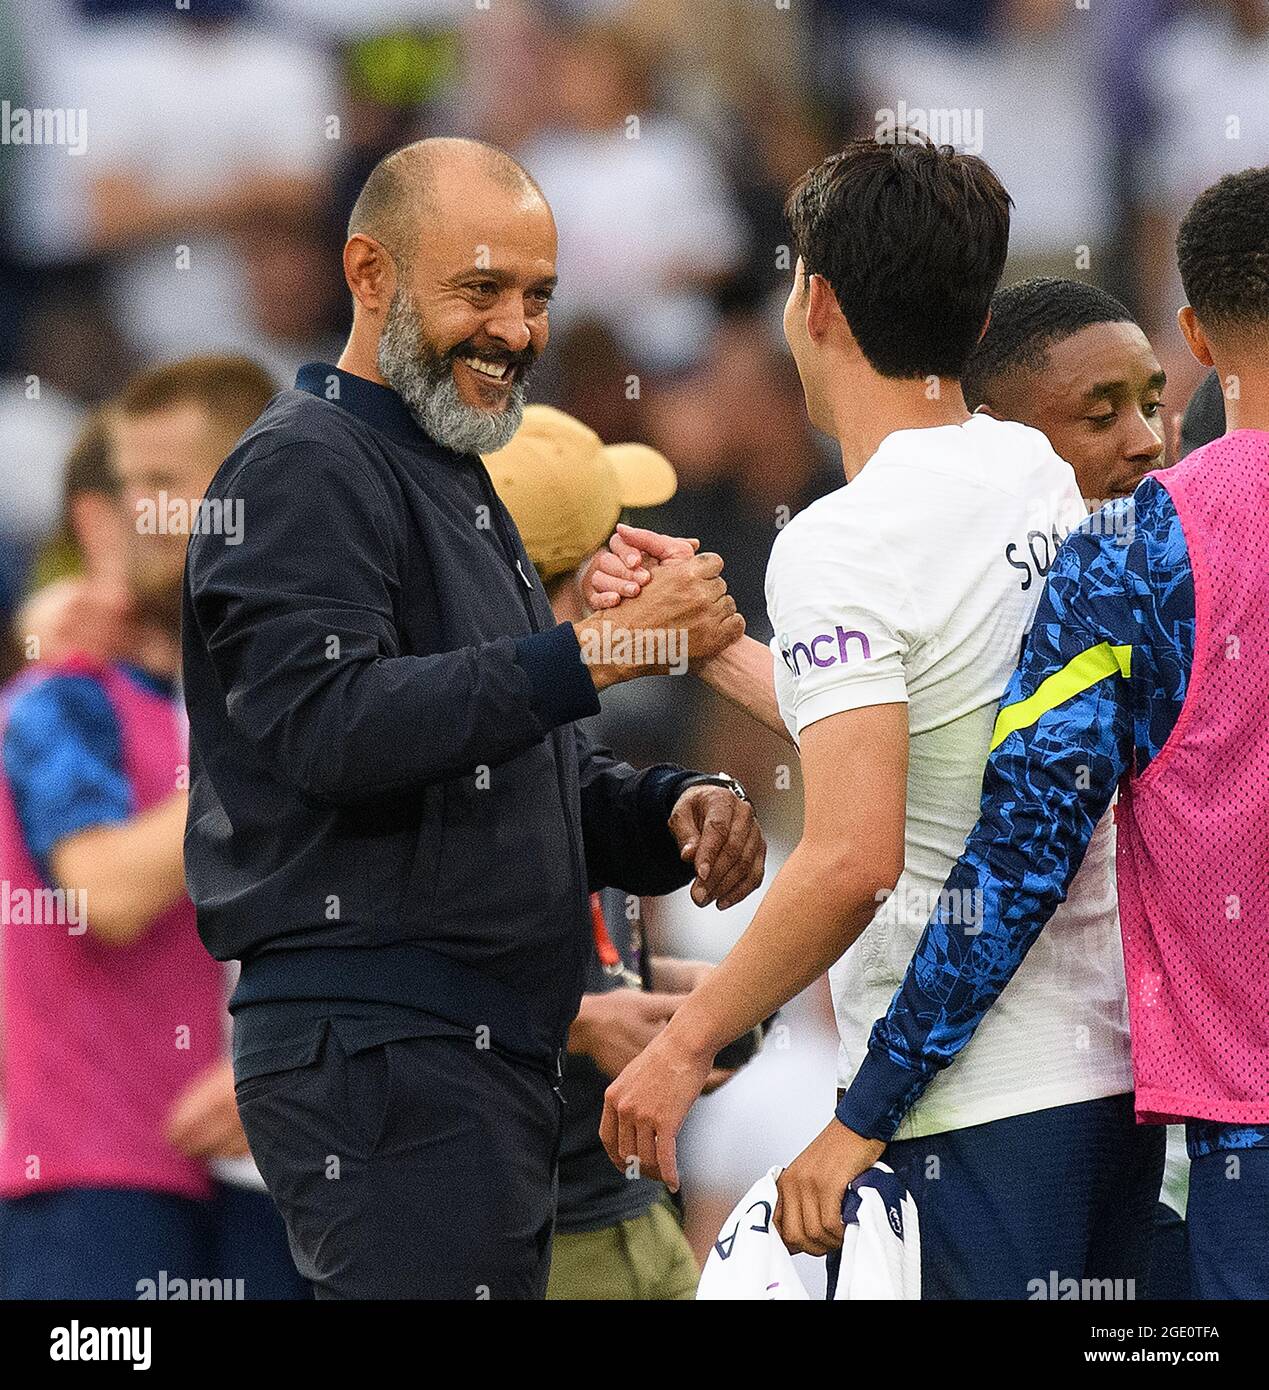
[{"x1": 766, "y1": 415, "x2": 1132, "y2": 1139}]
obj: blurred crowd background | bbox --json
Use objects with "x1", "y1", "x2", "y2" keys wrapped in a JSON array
[{"x1": 1, "y1": 0, "x2": 1266, "y2": 1276}]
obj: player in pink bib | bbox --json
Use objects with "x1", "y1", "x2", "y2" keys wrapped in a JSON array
[{"x1": 0, "y1": 363, "x2": 309, "y2": 1299}]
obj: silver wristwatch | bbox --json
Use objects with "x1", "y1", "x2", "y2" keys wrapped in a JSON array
[{"x1": 689, "y1": 772, "x2": 749, "y2": 803}]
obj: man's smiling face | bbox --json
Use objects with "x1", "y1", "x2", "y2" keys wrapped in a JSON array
[
  {"x1": 987, "y1": 320, "x2": 1167, "y2": 506},
  {"x1": 377, "y1": 171, "x2": 558, "y2": 454}
]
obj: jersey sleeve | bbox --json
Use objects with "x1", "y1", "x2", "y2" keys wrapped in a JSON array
[
  {"x1": 1, "y1": 674, "x2": 132, "y2": 880},
  {"x1": 764, "y1": 511, "x2": 911, "y2": 737},
  {"x1": 835, "y1": 503, "x2": 1141, "y2": 1140}
]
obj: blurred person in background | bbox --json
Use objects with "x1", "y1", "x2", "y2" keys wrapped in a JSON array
[
  {"x1": 586, "y1": 0, "x2": 835, "y2": 310},
  {"x1": 514, "y1": 16, "x2": 746, "y2": 374},
  {"x1": 0, "y1": 356, "x2": 308, "y2": 1299},
  {"x1": 1136, "y1": 0, "x2": 1269, "y2": 398},
  {"x1": 486, "y1": 403, "x2": 763, "y2": 1300},
  {"x1": 235, "y1": 213, "x2": 346, "y2": 387},
  {"x1": 10, "y1": 0, "x2": 339, "y2": 361},
  {"x1": 819, "y1": 0, "x2": 1118, "y2": 286},
  {"x1": 450, "y1": 0, "x2": 557, "y2": 155}
]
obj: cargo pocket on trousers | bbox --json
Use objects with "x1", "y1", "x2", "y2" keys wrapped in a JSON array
[{"x1": 233, "y1": 1023, "x2": 331, "y2": 1107}]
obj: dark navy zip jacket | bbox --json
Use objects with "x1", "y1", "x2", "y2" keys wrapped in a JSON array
[{"x1": 182, "y1": 364, "x2": 700, "y2": 1068}]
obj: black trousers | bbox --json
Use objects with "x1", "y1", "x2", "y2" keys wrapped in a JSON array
[{"x1": 235, "y1": 1026, "x2": 562, "y2": 1299}]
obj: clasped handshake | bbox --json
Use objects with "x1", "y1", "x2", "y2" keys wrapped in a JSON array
[{"x1": 573, "y1": 524, "x2": 744, "y2": 689}]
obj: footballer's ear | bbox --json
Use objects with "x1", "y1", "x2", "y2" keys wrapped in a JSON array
[
  {"x1": 805, "y1": 272, "x2": 840, "y2": 343},
  {"x1": 1177, "y1": 305, "x2": 1215, "y2": 368}
]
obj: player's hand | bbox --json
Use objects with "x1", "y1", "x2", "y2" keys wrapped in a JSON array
[
  {"x1": 575, "y1": 550, "x2": 744, "y2": 684},
  {"x1": 649, "y1": 956, "x2": 713, "y2": 994},
  {"x1": 581, "y1": 548, "x2": 650, "y2": 610},
  {"x1": 668, "y1": 782, "x2": 765, "y2": 908},
  {"x1": 164, "y1": 1059, "x2": 252, "y2": 1161},
  {"x1": 773, "y1": 1118, "x2": 886, "y2": 1255},
  {"x1": 582, "y1": 523, "x2": 699, "y2": 610},
  {"x1": 17, "y1": 576, "x2": 137, "y2": 665},
  {"x1": 646, "y1": 959, "x2": 738, "y2": 1092},
  {"x1": 601, "y1": 1025, "x2": 713, "y2": 1190},
  {"x1": 570, "y1": 988, "x2": 682, "y2": 1080}
]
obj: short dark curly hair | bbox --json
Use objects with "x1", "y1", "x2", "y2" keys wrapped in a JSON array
[
  {"x1": 1177, "y1": 166, "x2": 1269, "y2": 332},
  {"x1": 784, "y1": 134, "x2": 1012, "y2": 380},
  {"x1": 962, "y1": 277, "x2": 1137, "y2": 410}
]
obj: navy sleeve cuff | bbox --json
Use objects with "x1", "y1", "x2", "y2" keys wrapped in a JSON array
[
  {"x1": 834, "y1": 1045, "x2": 932, "y2": 1142},
  {"x1": 514, "y1": 623, "x2": 601, "y2": 730},
  {"x1": 650, "y1": 767, "x2": 706, "y2": 819}
]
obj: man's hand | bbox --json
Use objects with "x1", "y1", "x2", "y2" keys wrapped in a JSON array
[
  {"x1": 773, "y1": 1118, "x2": 886, "y2": 1255},
  {"x1": 17, "y1": 577, "x2": 138, "y2": 665},
  {"x1": 582, "y1": 523, "x2": 698, "y2": 611},
  {"x1": 164, "y1": 1059, "x2": 251, "y2": 1161},
  {"x1": 668, "y1": 782, "x2": 765, "y2": 909},
  {"x1": 649, "y1": 958, "x2": 739, "y2": 1092},
  {"x1": 574, "y1": 546, "x2": 744, "y2": 689},
  {"x1": 648, "y1": 956, "x2": 712, "y2": 994},
  {"x1": 600, "y1": 1024, "x2": 713, "y2": 1190},
  {"x1": 569, "y1": 988, "x2": 681, "y2": 1080},
  {"x1": 572, "y1": 977, "x2": 735, "y2": 1092}
]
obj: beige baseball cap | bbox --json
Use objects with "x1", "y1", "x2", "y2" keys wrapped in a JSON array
[{"x1": 484, "y1": 405, "x2": 677, "y2": 581}]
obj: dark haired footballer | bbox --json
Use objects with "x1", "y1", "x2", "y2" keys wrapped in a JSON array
[
  {"x1": 824, "y1": 166, "x2": 1269, "y2": 1300},
  {"x1": 963, "y1": 277, "x2": 1167, "y2": 506},
  {"x1": 599, "y1": 136, "x2": 1156, "y2": 1299}
]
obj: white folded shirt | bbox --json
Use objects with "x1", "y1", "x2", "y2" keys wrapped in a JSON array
[{"x1": 697, "y1": 1163, "x2": 920, "y2": 1300}]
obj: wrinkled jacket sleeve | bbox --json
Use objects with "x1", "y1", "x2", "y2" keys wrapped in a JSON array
[
  {"x1": 184, "y1": 441, "x2": 600, "y2": 806},
  {"x1": 573, "y1": 722, "x2": 703, "y2": 896}
]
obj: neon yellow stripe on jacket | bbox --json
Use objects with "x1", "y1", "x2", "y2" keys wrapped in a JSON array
[{"x1": 990, "y1": 643, "x2": 1132, "y2": 752}]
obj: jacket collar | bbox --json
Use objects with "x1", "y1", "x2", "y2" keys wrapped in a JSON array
[{"x1": 295, "y1": 362, "x2": 463, "y2": 455}]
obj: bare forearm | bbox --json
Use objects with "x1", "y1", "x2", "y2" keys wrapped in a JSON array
[
  {"x1": 567, "y1": 993, "x2": 605, "y2": 1055},
  {"x1": 662, "y1": 840, "x2": 888, "y2": 1060},
  {"x1": 649, "y1": 956, "x2": 696, "y2": 993},
  {"x1": 51, "y1": 791, "x2": 189, "y2": 945},
  {"x1": 697, "y1": 636, "x2": 789, "y2": 740}
]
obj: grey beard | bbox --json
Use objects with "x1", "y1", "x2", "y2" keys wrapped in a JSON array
[{"x1": 377, "y1": 290, "x2": 527, "y2": 454}]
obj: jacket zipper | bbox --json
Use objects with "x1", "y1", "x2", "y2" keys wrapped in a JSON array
[{"x1": 469, "y1": 456, "x2": 591, "y2": 1036}]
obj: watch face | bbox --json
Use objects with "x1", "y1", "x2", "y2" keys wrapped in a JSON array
[{"x1": 698, "y1": 774, "x2": 746, "y2": 800}]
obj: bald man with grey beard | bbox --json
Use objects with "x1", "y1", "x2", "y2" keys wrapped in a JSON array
[{"x1": 181, "y1": 137, "x2": 765, "y2": 1299}]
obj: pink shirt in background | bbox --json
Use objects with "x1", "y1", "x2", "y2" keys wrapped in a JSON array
[{"x1": 0, "y1": 660, "x2": 223, "y2": 1200}]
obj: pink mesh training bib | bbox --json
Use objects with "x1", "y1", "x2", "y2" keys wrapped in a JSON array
[
  {"x1": 0, "y1": 658, "x2": 223, "y2": 1199},
  {"x1": 1116, "y1": 430, "x2": 1269, "y2": 1125}
]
